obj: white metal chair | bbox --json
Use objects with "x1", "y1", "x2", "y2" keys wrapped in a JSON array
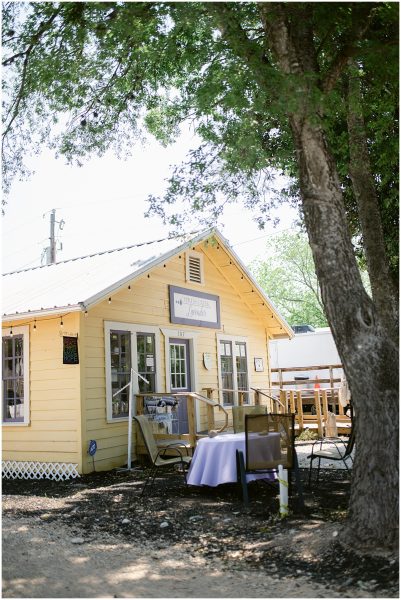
[{"x1": 134, "y1": 415, "x2": 192, "y2": 497}]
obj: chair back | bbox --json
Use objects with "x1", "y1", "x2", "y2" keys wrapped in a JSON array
[
  {"x1": 343, "y1": 428, "x2": 355, "y2": 457},
  {"x1": 134, "y1": 415, "x2": 159, "y2": 464},
  {"x1": 232, "y1": 405, "x2": 267, "y2": 433},
  {"x1": 245, "y1": 413, "x2": 295, "y2": 471}
]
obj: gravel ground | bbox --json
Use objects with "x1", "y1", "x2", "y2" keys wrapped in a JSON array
[{"x1": 2, "y1": 449, "x2": 398, "y2": 599}]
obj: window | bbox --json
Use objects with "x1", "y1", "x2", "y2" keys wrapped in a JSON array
[
  {"x1": 186, "y1": 250, "x2": 204, "y2": 285},
  {"x1": 220, "y1": 340, "x2": 234, "y2": 404},
  {"x1": 2, "y1": 326, "x2": 29, "y2": 425},
  {"x1": 169, "y1": 342, "x2": 188, "y2": 390},
  {"x1": 105, "y1": 322, "x2": 160, "y2": 421},
  {"x1": 136, "y1": 333, "x2": 156, "y2": 393},
  {"x1": 235, "y1": 342, "x2": 249, "y2": 395},
  {"x1": 110, "y1": 331, "x2": 132, "y2": 418},
  {"x1": 217, "y1": 335, "x2": 250, "y2": 406}
]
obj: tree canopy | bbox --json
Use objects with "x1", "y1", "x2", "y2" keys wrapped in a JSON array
[
  {"x1": 3, "y1": 3, "x2": 397, "y2": 281},
  {"x1": 250, "y1": 232, "x2": 328, "y2": 328}
]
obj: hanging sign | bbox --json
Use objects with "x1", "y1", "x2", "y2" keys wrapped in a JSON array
[
  {"x1": 63, "y1": 336, "x2": 79, "y2": 364},
  {"x1": 203, "y1": 352, "x2": 213, "y2": 370},
  {"x1": 169, "y1": 285, "x2": 221, "y2": 329}
]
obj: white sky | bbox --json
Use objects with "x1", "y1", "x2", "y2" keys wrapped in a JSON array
[{"x1": 2, "y1": 131, "x2": 298, "y2": 274}]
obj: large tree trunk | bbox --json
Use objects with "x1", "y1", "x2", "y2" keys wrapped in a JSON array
[
  {"x1": 347, "y1": 60, "x2": 399, "y2": 345},
  {"x1": 263, "y1": 4, "x2": 399, "y2": 551},
  {"x1": 291, "y1": 116, "x2": 399, "y2": 551}
]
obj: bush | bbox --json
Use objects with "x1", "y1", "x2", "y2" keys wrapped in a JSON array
[{"x1": 297, "y1": 429, "x2": 319, "y2": 441}]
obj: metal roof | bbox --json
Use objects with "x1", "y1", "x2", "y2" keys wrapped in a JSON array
[
  {"x1": 2, "y1": 230, "x2": 208, "y2": 319},
  {"x1": 2, "y1": 227, "x2": 293, "y2": 338}
]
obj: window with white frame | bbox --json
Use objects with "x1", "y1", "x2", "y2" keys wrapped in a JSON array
[
  {"x1": 217, "y1": 335, "x2": 250, "y2": 406},
  {"x1": 105, "y1": 322, "x2": 160, "y2": 420},
  {"x1": 2, "y1": 326, "x2": 29, "y2": 424},
  {"x1": 186, "y1": 250, "x2": 204, "y2": 285}
]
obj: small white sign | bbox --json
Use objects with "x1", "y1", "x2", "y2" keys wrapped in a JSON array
[
  {"x1": 254, "y1": 357, "x2": 264, "y2": 372},
  {"x1": 203, "y1": 352, "x2": 213, "y2": 370}
]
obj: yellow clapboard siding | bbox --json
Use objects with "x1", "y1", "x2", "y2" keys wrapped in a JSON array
[
  {"x1": 31, "y1": 393, "x2": 79, "y2": 410},
  {"x1": 3, "y1": 451, "x2": 80, "y2": 462},
  {"x1": 83, "y1": 367, "x2": 106, "y2": 379},
  {"x1": 85, "y1": 422, "x2": 128, "y2": 438},
  {"x1": 84, "y1": 347, "x2": 105, "y2": 360},
  {"x1": 31, "y1": 379, "x2": 78, "y2": 391},
  {"x1": 85, "y1": 408, "x2": 106, "y2": 420},
  {"x1": 5, "y1": 440, "x2": 78, "y2": 452},
  {"x1": 86, "y1": 434, "x2": 129, "y2": 448},
  {"x1": 28, "y1": 419, "x2": 78, "y2": 430},
  {"x1": 30, "y1": 370, "x2": 79, "y2": 382},
  {"x1": 4, "y1": 429, "x2": 78, "y2": 442},
  {"x1": 3, "y1": 312, "x2": 82, "y2": 469},
  {"x1": 86, "y1": 420, "x2": 129, "y2": 435},
  {"x1": 84, "y1": 396, "x2": 106, "y2": 411},
  {"x1": 30, "y1": 409, "x2": 78, "y2": 420}
]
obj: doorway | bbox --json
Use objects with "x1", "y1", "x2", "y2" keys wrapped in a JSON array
[{"x1": 169, "y1": 338, "x2": 191, "y2": 434}]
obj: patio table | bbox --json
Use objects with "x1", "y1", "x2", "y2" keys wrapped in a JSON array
[{"x1": 187, "y1": 431, "x2": 281, "y2": 487}]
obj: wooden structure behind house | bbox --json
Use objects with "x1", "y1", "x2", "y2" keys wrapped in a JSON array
[
  {"x1": 269, "y1": 327, "x2": 351, "y2": 436},
  {"x1": 2, "y1": 228, "x2": 292, "y2": 479}
]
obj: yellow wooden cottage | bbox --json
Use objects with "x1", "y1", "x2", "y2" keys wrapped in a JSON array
[{"x1": 2, "y1": 228, "x2": 292, "y2": 479}]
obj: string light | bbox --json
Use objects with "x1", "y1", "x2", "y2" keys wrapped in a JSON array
[
  {"x1": 2, "y1": 311, "x2": 74, "y2": 334},
  {"x1": 84, "y1": 310, "x2": 88, "y2": 317},
  {"x1": 128, "y1": 285, "x2": 131, "y2": 291},
  {"x1": 108, "y1": 297, "x2": 112, "y2": 304}
]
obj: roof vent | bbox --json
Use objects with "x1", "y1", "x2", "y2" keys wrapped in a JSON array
[
  {"x1": 292, "y1": 324, "x2": 315, "y2": 334},
  {"x1": 186, "y1": 251, "x2": 204, "y2": 284}
]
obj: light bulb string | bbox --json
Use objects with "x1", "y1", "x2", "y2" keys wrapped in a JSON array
[{"x1": 2, "y1": 312, "x2": 74, "y2": 333}]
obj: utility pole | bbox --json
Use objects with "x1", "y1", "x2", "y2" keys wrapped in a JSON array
[
  {"x1": 42, "y1": 209, "x2": 65, "y2": 265},
  {"x1": 49, "y1": 209, "x2": 56, "y2": 264}
]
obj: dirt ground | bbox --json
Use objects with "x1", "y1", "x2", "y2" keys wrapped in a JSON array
[{"x1": 2, "y1": 464, "x2": 399, "y2": 598}]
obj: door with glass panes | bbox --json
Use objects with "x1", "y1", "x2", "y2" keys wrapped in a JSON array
[
  {"x1": 109, "y1": 330, "x2": 156, "y2": 419},
  {"x1": 169, "y1": 338, "x2": 190, "y2": 434}
]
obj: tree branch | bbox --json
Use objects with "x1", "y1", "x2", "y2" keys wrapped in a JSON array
[
  {"x1": 2, "y1": 7, "x2": 62, "y2": 141},
  {"x1": 322, "y1": 4, "x2": 379, "y2": 93}
]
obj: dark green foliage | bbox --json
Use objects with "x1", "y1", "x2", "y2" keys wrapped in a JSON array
[{"x1": 2, "y1": 2, "x2": 398, "y2": 275}]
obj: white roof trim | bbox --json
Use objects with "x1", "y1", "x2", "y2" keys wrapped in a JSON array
[
  {"x1": 210, "y1": 230, "x2": 294, "y2": 339},
  {"x1": 81, "y1": 228, "x2": 215, "y2": 311},
  {"x1": 2, "y1": 305, "x2": 83, "y2": 322}
]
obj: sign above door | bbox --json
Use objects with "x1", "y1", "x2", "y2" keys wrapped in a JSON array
[{"x1": 169, "y1": 285, "x2": 221, "y2": 329}]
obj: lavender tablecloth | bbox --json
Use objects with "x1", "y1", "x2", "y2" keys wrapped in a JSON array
[{"x1": 187, "y1": 432, "x2": 281, "y2": 487}]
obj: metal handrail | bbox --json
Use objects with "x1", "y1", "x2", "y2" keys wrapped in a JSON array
[
  {"x1": 251, "y1": 387, "x2": 286, "y2": 410},
  {"x1": 135, "y1": 391, "x2": 229, "y2": 434}
]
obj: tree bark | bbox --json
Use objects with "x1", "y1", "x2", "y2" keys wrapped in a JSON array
[
  {"x1": 347, "y1": 60, "x2": 399, "y2": 345},
  {"x1": 262, "y1": 3, "x2": 399, "y2": 551}
]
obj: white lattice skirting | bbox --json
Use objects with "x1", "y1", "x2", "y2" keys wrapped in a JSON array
[{"x1": 2, "y1": 461, "x2": 80, "y2": 481}]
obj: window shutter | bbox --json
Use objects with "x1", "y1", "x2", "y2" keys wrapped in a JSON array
[{"x1": 186, "y1": 251, "x2": 204, "y2": 284}]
